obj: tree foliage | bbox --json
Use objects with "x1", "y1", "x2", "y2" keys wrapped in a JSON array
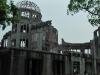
[
  {"x1": 67, "y1": 0, "x2": 100, "y2": 26},
  {"x1": 0, "y1": 0, "x2": 19, "y2": 30}
]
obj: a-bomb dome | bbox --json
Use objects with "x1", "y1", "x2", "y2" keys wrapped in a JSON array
[{"x1": 16, "y1": 0, "x2": 41, "y2": 13}]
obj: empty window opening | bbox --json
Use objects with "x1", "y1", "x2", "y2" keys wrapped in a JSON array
[
  {"x1": 21, "y1": 24, "x2": 29, "y2": 33},
  {"x1": 71, "y1": 49, "x2": 74, "y2": 52},
  {"x1": 85, "y1": 49, "x2": 90, "y2": 54},
  {"x1": 21, "y1": 12, "x2": 30, "y2": 18},
  {"x1": 32, "y1": 14, "x2": 37, "y2": 20},
  {"x1": 5, "y1": 39, "x2": 8, "y2": 47},
  {"x1": 20, "y1": 39, "x2": 25, "y2": 47},
  {"x1": 73, "y1": 49, "x2": 77, "y2": 52},
  {"x1": 11, "y1": 39, "x2": 16, "y2": 47},
  {"x1": 21, "y1": 24, "x2": 23, "y2": 32},
  {"x1": 88, "y1": 49, "x2": 91, "y2": 54},
  {"x1": 3, "y1": 39, "x2": 8, "y2": 47},
  {"x1": 76, "y1": 49, "x2": 80, "y2": 52},
  {"x1": 26, "y1": 39, "x2": 28, "y2": 48},
  {"x1": 23, "y1": 25, "x2": 26, "y2": 33},
  {"x1": 20, "y1": 39, "x2": 28, "y2": 48},
  {"x1": 97, "y1": 31, "x2": 99, "y2": 36},
  {"x1": 12, "y1": 28, "x2": 16, "y2": 32},
  {"x1": 12, "y1": 24, "x2": 17, "y2": 32},
  {"x1": 60, "y1": 51, "x2": 63, "y2": 54},
  {"x1": 27, "y1": 24, "x2": 29, "y2": 32}
]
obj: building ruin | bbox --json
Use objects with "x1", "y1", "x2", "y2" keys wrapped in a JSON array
[{"x1": 0, "y1": 0, "x2": 100, "y2": 75}]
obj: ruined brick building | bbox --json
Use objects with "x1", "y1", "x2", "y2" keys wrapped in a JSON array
[{"x1": 0, "y1": 0, "x2": 100, "y2": 75}]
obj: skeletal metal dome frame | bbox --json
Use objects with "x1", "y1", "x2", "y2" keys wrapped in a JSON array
[{"x1": 16, "y1": 0, "x2": 41, "y2": 13}]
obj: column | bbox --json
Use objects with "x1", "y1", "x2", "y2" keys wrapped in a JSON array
[
  {"x1": 71, "y1": 61, "x2": 73, "y2": 75},
  {"x1": 41, "y1": 54, "x2": 46, "y2": 75},
  {"x1": 60, "y1": 61, "x2": 62, "y2": 75},
  {"x1": 45, "y1": 54, "x2": 53, "y2": 75},
  {"x1": 10, "y1": 50, "x2": 14, "y2": 75},
  {"x1": 88, "y1": 49, "x2": 89, "y2": 54},
  {"x1": 29, "y1": 60, "x2": 32, "y2": 75},
  {"x1": 55, "y1": 61, "x2": 57, "y2": 75},
  {"x1": 17, "y1": 53, "x2": 25, "y2": 75},
  {"x1": 64, "y1": 56, "x2": 68, "y2": 75}
]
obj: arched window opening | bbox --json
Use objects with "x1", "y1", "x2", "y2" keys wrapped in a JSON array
[
  {"x1": 27, "y1": 24, "x2": 29, "y2": 33},
  {"x1": 32, "y1": 14, "x2": 37, "y2": 20},
  {"x1": 23, "y1": 24, "x2": 26, "y2": 33},
  {"x1": 21, "y1": 11, "x2": 30, "y2": 18},
  {"x1": 11, "y1": 39, "x2": 16, "y2": 47},
  {"x1": 3, "y1": 39, "x2": 8, "y2": 47},
  {"x1": 20, "y1": 39, "x2": 28, "y2": 48},
  {"x1": 12, "y1": 24, "x2": 17, "y2": 33},
  {"x1": 20, "y1": 24, "x2": 29, "y2": 33}
]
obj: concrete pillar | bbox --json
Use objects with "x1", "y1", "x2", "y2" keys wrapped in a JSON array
[
  {"x1": 41, "y1": 54, "x2": 46, "y2": 75},
  {"x1": 94, "y1": 59, "x2": 97, "y2": 74},
  {"x1": 55, "y1": 61, "x2": 57, "y2": 75},
  {"x1": 45, "y1": 54, "x2": 53, "y2": 75},
  {"x1": 17, "y1": 52, "x2": 25, "y2": 75},
  {"x1": 81, "y1": 58, "x2": 85, "y2": 75},
  {"x1": 93, "y1": 41, "x2": 97, "y2": 74},
  {"x1": 71, "y1": 61, "x2": 73, "y2": 75},
  {"x1": 70, "y1": 55, "x2": 74, "y2": 75},
  {"x1": 64, "y1": 56, "x2": 68, "y2": 75},
  {"x1": 60, "y1": 61, "x2": 62, "y2": 75},
  {"x1": 42, "y1": 54, "x2": 53, "y2": 75},
  {"x1": 0, "y1": 59, "x2": 2, "y2": 75},
  {"x1": 88, "y1": 49, "x2": 89, "y2": 54},
  {"x1": 10, "y1": 50, "x2": 14, "y2": 75},
  {"x1": 29, "y1": 59, "x2": 32, "y2": 75}
]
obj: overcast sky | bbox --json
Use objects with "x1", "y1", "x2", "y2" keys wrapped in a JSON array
[{"x1": 0, "y1": 0, "x2": 98, "y2": 44}]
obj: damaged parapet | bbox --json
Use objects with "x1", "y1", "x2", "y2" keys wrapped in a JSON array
[
  {"x1": 1, "y1": 31, "x2": 11, "y2": 48},
  {"x1": 60, "y1": 38, "x2": 91, "y2": 54},
  {"x1": 31, "y1": 20, "x2": 58, "y2": 52},
  {"x1": 11, "y1": 0, "x2": 42, "y2": 49}
]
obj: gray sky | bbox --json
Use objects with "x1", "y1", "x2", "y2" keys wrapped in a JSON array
[{"x1": 0, "y1": 0, "x2": 98, "y2": 44}]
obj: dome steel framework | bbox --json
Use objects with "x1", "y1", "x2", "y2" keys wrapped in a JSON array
[{"x1": 16, "y1": 1, "x2": 41, "y2": 13}]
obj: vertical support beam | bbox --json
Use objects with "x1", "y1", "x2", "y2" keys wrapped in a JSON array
[
  {"x1": 46, "y1": 54, "x2": 53, "y2": 75},
  {"x1": 88, "y1": 49, "x2": 89, "y2": 54},
  {"x1": 41, "y1": 54, "x2": 46, "y2": 75},
  {"x1": 81, "y1": 58, "x2": 85, "y2": 75},
  {"x1": 17, "y1": 52, "x2": 25, "y2": 75},
  {"x1": 10, "y1": 50, "x2": 14, "y2": 75},
  {"x1": 64, "y1": 56, "x2": 68, "y2": 75},
  {"x1": 71, "y1": 60, "x2": 73, "y2": 75},
  {"x1": 55, "y1": 61, "x2": 57, "y2": 75},
  {"x1": 60, "y1": 61, "x2": 62, "y2": 75},
  {"x1": 29, "y1": 59, "x2": 32, "y2": 75},
  {"x1": 68, "y1": 57, "x2": 70, "y2": 74},
  {"x1": 4, "y1": 39, "x2": 5, "y2": 47},
  {"x1": 42, "y1": 54, "x2": 53, "y2": 75},
  {"x1": 93, "y1": 40, "x2": 97, "y2": 74},
  {"x1": 0, "y1": 59, "x2": 1, "y2": 75}
]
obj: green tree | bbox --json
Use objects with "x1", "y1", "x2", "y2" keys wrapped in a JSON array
[
  {"x1": 67, "y1": 0, "x2": 100, "y2": 26},
  {"x1": 0, "y1": 0, "x2": 18, "y2": 30}
]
